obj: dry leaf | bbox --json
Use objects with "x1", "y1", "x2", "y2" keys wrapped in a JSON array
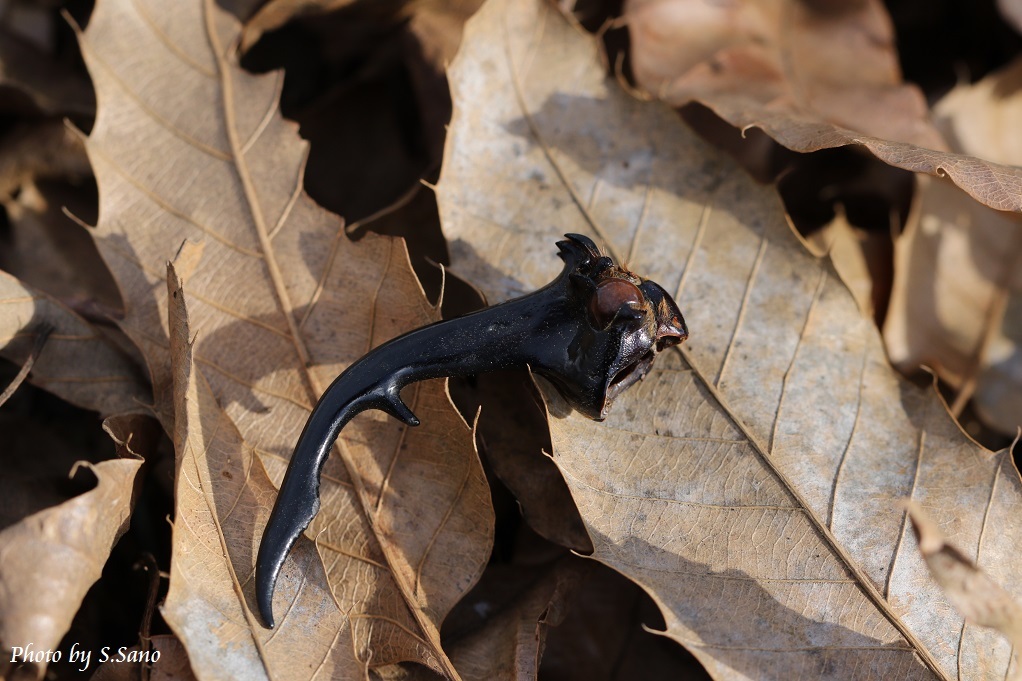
[
  {"x1": 904, "y1": 501, "x2": 1022, "y2": 680},
  {"x1": 0, "y1": 414, "x2": 151, "y2": 681},
  {"x1": 437, "y1": 0, "x2": 1022, "y2": 677},
  {"x1": 623, "y1": 0, "x2": 1022, "y2": 213},
  {"x1": 884, "y1": 56, "x2": 1022, "y2": 434},
  {"x1": 0, "y1": 269, "x2": 148, "y2": 416},
  {"x1": 78, "y1": 0, "x2": 491, "y2": 675}
]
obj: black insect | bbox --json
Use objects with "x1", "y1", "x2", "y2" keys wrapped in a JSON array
[{"x1": 256, "y1": 233, "x2": 688, "y2": 627}]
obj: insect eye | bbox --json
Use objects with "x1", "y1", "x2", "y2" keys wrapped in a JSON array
[{"x1": 589, "y1": 278, "x2": 644, "y2": 328}]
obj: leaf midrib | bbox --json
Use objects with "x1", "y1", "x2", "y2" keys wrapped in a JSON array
[{"x1": 679, "y1": 344, "x2": 945, "y2": 678}]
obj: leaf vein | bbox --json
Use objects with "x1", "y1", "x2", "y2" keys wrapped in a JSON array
[{"x1": 716, "y1": 233, "x2": 767, "y2": 388}]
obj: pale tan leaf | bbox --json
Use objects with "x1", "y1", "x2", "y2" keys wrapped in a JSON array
[
  {"x1": 0, "y1": 269, "x2": 149, "y2": 416},
  {"x1": 0, "y1": 414, "x2": 151, "y2": 681},
  {"x1": 438, "y1": 0, "x2": 1022, "y2": 677},
  {"x1": 163, "y1": 265, "x2": 363, "y2": 680},
  {"x1": 623, "y1": 0, "x2": 1022, "y2": 214},
  {"x1": 883, "y1": 56, "x2": 1022, "y2": 434},
  {"x1": 79, "y1": 0, "x2": 490, "y2": 675}
]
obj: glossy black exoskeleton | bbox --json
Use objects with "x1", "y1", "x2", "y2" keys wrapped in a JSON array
[{"x1": 256, "y1": 233, "x2": 688, "y2": 627}]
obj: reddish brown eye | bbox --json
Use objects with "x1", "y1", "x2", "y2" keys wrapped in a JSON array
[{"x1": 589, "y1": 278, "x2": 643, "y2": 327}]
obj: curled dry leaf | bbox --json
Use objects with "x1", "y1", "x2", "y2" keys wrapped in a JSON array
[
  {"x1": 437, "y1": 0, "x2": 1022, "y2": 677},
  {"x1": 904, "y1": 501, "x2": 1022, "y2": 680},
  {"x1": 884, "y1": 56, "x2": 1022, "y2": 434},
  {"x1": 0, "y1": 414, "x2": 152, "y2": 681},
  {"x1": 624, "y1": 0, "x2": 1022, "y2": 213},
  {"x1": 0, "y1": 269, "x2": 148, "y2": 416},
  {"x1": 78, "y1": 0, "x2": 491, "y2": 675}
]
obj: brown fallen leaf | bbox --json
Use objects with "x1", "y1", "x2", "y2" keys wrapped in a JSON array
[
  {"x1": 883, "y1": 56, "x2": 1022, "y2": 434},
  {"x1": 0, "y1": 414, "x2": 152, "y2": 681},
  {"x1": 78, "y1": 0, "x2": 491, "y2": 675},
  {"x1": 397, "y1": 557, "x2": 639, "y2": 681},
  {"x1": 904, "y1": 501, "x2": 1022, "y2": 680},
  {"x1": 437, "y1": 0, "x2": 1022, "y2": 677},
  {"x1": 623, "y1": 0, "x2": 1022, "y2": 214},
  {"x1": 626, "y1": 0, "x2": 932, "y2": 146},
  {"x1": 0, "y1": 269, "x2": 149, "y2": 416}
]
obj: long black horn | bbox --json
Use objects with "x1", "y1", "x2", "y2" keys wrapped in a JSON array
[{"x1": 255, "y1": 234, "x2": 687, "y2": 627}]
